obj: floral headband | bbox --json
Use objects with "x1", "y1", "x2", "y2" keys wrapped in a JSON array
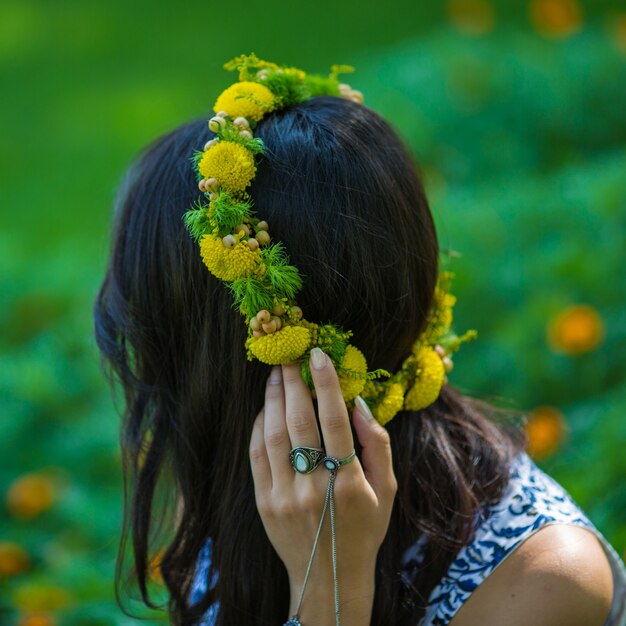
[{"x1": 183, "y1": 53, "x2": 476, "y2": 426}]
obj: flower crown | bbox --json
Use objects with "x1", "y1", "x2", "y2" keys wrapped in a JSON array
[{"x1": 183, "y1": 53, "x2": 477, "y2": 426}]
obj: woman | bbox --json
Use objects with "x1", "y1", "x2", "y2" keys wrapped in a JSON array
[{"x1": 94, "y1": 58, "x2": 626, "y2": 625}]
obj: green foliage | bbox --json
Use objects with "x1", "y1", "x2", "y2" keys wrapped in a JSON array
[
  {"x1": 226, "y1": 276, "x2": 274, "y2": 317},
  {"x1": 215, "y1": 124, "x2": 266, "y2": 154},
  {"x1": 261, "y1": 242, "x2": 303, "y2": 300},
  {"x1": 305, "y1": 74, "x2": 340, "y2": 97},
  {"x1": 211, "y1": 191, "x2": 254, "y2": 236},
  {"x1": 190, "y1": 149, "x2": 204, "y2": 181},
  {"x1": 183, "y1": 202, "x2": 211, "y2": 242}
]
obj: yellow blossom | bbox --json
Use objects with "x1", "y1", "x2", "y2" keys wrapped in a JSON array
[
  {"x1": 198, "y1": 141, "x2": 256, "y2": 193},
  {"x1": 546, "y1": 304, "x2": 604, "y2": 355},
  {"x1": 6, "y1": 473, "x2": 56, "y2": 520},
  {"x1": 248, "y1": 325, "x2": 312, "y2": 365},
  {"x1": 373, "y1": 383, "x2": 405, "y2": 426},
  {"x1": 200, "y1": 234, "x2": 261, "y2": 282},
  {"x1": 525, "y1": 405, "x2": 567, "y2": 460},
  {"x1": 214, "y1": 81, "x2": 276, "y2": 122},
  {"x1": 337, "y1": 345, "x2": 368, "y2": 402},
  {"x1": 404, "y1": 347, "x2": 446, "y2": 411}
]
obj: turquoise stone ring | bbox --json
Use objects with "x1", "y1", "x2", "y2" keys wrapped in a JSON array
[{"x1": 289, "y1": 446, "x2": 325, "y2": 474}]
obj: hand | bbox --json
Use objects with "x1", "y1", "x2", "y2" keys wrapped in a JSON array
[{"x1": 249, "y1": 347, "x2": 398, "y2": 623}]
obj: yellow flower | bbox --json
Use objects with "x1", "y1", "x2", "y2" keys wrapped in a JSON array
[
  {"x1": 525, "y1": 405, "x2": 567, "y2": 460},
  {"x1": 373, "y1": 383, "x2": 405, "y2": 426},
  {"x1": 337, "y1": 345, "x2": 368, "y2": 402},
  {"x1": 0, "y1": 542, "x2": 31, "y2": 578},
  {"x1": 546, "y1": 304, "x2": 604, "y2": 355},
  {"x1": 6, "y1": 473, "x2": 56, "y2": 520},
  {"x1": 404, "y1": 346, "x2": 446, "y2": 411},
  {"x1": 214, "y1": 81, "x2": 276, "y2": 122},
  {"x1": 200, "y1": 234, "x2": 261, "y2": 282},
  {"x1": 248, "y1": 325, "x2": 312, "y2": 365},
  {"x1": 198, "y1": 141, "x2": 256, "y2": 193}
]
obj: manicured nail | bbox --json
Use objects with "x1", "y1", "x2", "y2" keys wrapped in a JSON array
[
  {"x1": 310, "y1": 347, "x2": 327, "y2": 370},
  {"x1": 268, "y1": 365, "x2": 282, "y2": 384},
  {"x1": 355, "y1": 395, "x2": 374, "y2": 420}
]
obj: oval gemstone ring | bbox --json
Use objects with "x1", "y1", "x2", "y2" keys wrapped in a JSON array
[{"x1": 289, "y1": 447, "x2": 326, "y2": 474}]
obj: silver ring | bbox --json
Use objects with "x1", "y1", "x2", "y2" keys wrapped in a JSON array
[
  {"x1": 290, "y1": 446, "x2": 325, "y2": 474},
  {"x1": 322, "y1": 449, "x2": 356, "y2": 472}
]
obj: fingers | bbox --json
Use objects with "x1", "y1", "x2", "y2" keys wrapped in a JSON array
[
  {"x1": 263, "y1": 365, "x2": 292, "y2": 490},
  {"x1": 309, "y1": 347, "x2": 355, "y2": 460},
  {"x1": 281, "y1": 362, "x2": 321, "y2": 449},
  {"x1": 249, "y1": 407, "x2": 272, "y2": 495},
  {"x1": 352, "y1": 396, "x2": 398, "y2": 505}
]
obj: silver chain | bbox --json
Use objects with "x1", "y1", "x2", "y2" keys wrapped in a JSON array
[{"x1": 290, "y1": 469, "x2": 340, "y2": 626}]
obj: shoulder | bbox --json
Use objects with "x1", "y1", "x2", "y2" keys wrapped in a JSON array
[{"x1": 449, "y1": 524, "x2": 614, "y2": 626}]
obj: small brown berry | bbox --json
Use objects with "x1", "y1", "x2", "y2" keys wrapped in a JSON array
[
  {"x1": 206, "y1": 178, "x2": 218, "y2": 191},
  {"x1": 215, "y1": 110, "x2": 230, "y2": 118},
  {"x1": 238, "y1": 129, "x2": 253, "y2": 141},
  {"x1": 247, "y1": 238, "x2": 259, "y2": 251},
  {"x1": 270, "y1": 315, "x2": 282, "y2": 330},
  {"x1": 443, "y1": 357, "x2": 454, "y2": 373},
  {"x1": 256, "y1": 310, "x2": 271, "y2": 324},
  {"x1": 256, "y1": 220, "x2": 269, "y2": 231},
  {"x1": 272, "y1": 304, "x2": 285, "y2": 317},
  {"x1": 291, "y1": 306, "x2": 303, "y2": 320},
  {"x1": 222, "y1": 235, "x2": 236, "y2": 248},
  {"x1": 262, "y1": 320, "x2": 278, "y2": 333},
  {"x1": 250, "y1": 317, "x2": 261, "y2": 331},
  {"x1": 204, "y1": 139, "x2": 218, "y2": 151},
  {"x1": 235, "y1": 223, "x2": 250, "y2": 236},
  {"x1": 198, "y1": 179, "x2": 207, "y2": 192},
  {"x1": 256, "y1": 230, "x2": 270, "y2": 245},
  {"x1": 233, "y1": 116, "x2": 250, "y2": 128},
  {"x1": 253, "y1": 330, "x2": 266, "y2": 339},
  {"x1": 208, "y1": 116, "x2": 226, "y2": 132}
]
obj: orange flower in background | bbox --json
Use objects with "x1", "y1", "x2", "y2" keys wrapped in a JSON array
[
  {"x1": 5, "y1": 473, "x2": 56, "y2": 519},
  {"x1": 525, "y1": 405, "x2": 567, "y2": 460},
  {"x1": 448, "y1": 0, "x2": 495, "y2": 36},
  {"x1": 530, "y1": 0, "x2": 583, "y2": 38},
  {"x1": 18, "y1": 614, "x2": 57, "y2": 626},
  {"x1": 546, "y1": 304, "x2": 605, "y2": 355},
  {"x1": 0, "y1": 542, "x2": 31, "y2": 578}
]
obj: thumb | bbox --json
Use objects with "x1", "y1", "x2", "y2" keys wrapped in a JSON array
[{"x1": 352, "y1": 395, "x2": 397, "y2": 501}]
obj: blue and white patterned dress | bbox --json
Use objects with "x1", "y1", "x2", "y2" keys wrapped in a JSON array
[{"x1": 191, "y1": 451, "x2": 626, "y2": 625}]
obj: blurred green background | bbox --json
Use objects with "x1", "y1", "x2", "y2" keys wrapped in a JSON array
[{"x1": 1, "y1": 0, "x2": 625, "y2": 624}]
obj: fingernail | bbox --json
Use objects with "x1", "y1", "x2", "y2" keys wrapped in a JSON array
[
  {"x1": 310, "y1": 347, "x2": 327, "y2": 370},
  {"x1": 268, "y1": 365, "x2": 282, "y2": 384},
  {"x1": 355, "y1": 395, "x2": 374, "y2": 420}
]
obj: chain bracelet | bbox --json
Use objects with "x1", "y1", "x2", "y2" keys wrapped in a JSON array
[{"x1": 284, "y1": 469, "x2": 340, "y2": 626}]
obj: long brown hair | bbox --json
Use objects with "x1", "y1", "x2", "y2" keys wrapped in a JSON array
[{"x1": 94, "y1": 96, "x2": 527, "y2": 625}]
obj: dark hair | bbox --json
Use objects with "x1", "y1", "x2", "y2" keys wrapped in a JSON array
[{"x1": 94, "y1": 96, "x2": 527, "y2": 625}]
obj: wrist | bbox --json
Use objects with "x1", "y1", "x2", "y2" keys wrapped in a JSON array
[{"x1": 288, "y1": 562, "x2": 376, "y2": 625}]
